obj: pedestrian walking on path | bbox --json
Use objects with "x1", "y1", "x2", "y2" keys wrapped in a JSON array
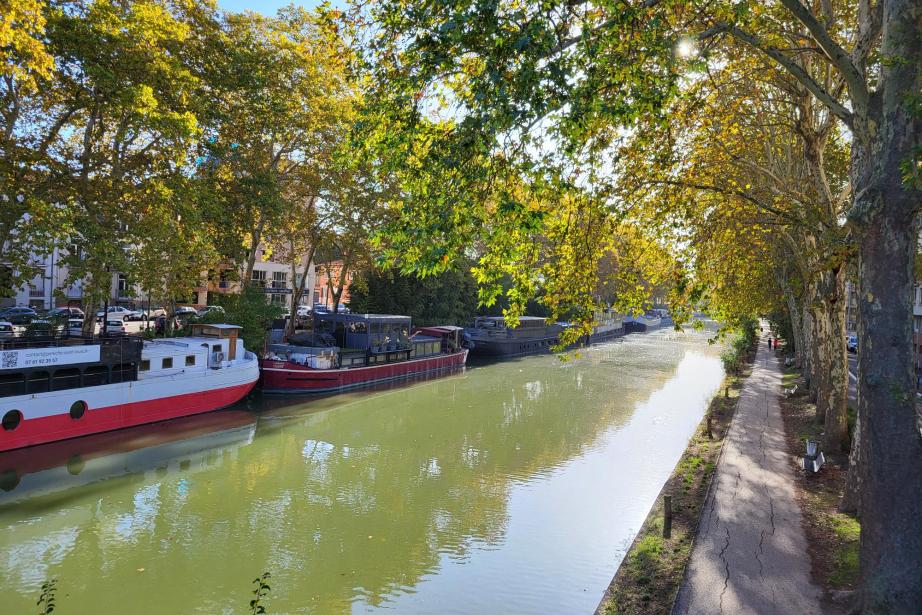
[{"x1": 673, "y1": 325, "x2": 824, "y2": 615}]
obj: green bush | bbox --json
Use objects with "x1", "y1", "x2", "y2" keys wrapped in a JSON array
[{"x1": 198, "y1": 286, "x2": 285, "y2": 351}]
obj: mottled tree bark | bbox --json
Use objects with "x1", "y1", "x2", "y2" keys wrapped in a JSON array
[{"x1": 852, "y1": 1, "x2": 922, "y2": 607}]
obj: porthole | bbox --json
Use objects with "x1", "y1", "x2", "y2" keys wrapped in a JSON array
[
  {"x1": 66, "y1": 455, "x2": 85, "y2": 476},
  {"x1": 69, "y1": 400, "x2": 87, "y2": 420},
  {"x1": 2, "y1": 410, "x2": 22, "y2": 431},
  {"x1": 0, "y1": 469, "x2": 19, "y2": 492}
]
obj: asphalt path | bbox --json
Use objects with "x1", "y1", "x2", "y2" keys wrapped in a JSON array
[{"x1": 674, "y1": 329, "x2": 824, "y2": 615}]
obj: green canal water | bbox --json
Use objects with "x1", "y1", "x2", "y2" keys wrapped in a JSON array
[{"x1": 0, "y1": 327, "x2": 724, "y2": 614}]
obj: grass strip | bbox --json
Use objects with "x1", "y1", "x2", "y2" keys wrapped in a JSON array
[{"x1": 595, "y1": 365, "x2": 750, "y2": 615}]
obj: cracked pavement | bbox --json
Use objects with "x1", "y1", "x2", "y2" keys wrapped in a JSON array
[{"x1": 672, "y1": 328, "x2": 824, "y2": 615}]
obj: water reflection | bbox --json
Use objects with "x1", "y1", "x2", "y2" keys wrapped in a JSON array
[{"x1": 0, "y1": 328, "x2": 723, "y2": 614}]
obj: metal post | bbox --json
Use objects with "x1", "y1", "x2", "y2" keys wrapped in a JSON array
[{"x1": 663, "y1": 495, "x2": 673, "y2": 538}]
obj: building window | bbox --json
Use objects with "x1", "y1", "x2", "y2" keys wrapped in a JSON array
[
  {"x1": 117, "y1": 273, "x2": 130, "y2": 296},
  {"x1": 270, "y1": 293, "x2": 286, "y2": 305},
  {"x1": 251, "y1": 269, "x2": 267, "y2": 287},
  {"x1": 272, "y1": 271, "x2": 287, "y2": 290},
  {"x1": 185, "y1": 355, "x2": 195, "y2": 366},
  {"x1": 162, "y1": 357, "x2": 173, "y2": 369}
]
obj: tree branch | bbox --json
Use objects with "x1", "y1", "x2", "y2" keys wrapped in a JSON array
[
  {"x1": 777, "y1": 0, "x2": 869, "y2": 113},
  {"x1": 701, "y1": 24, "x2": 854, "y2": 129}
]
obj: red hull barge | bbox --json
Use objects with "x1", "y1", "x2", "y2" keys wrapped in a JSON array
[
  {"x1": 261, "y1": 314, "x2": 468, "y2": 394},
  {"x1": 0, "y1": 324, "x2": 259, "y2": 452},
  {"x1": 260, "y1": 348, "x2": 467, "y2": 394}
]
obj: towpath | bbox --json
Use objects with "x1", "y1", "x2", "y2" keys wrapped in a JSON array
[{"x1": 672, "y1": 329, "x2": 824, "y2": 615}]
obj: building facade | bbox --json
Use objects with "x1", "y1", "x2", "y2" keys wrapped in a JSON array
[
  {"x1": 314, "y1": 260, "x2": 353, "y2": 309},
  {"x1": 196, "y1": 245, "x2": 315, "y2": 311},
  {"x1": 3, "y1": 243, "x2": 315, "y2": 313},
  {"x1": 1, "y1": 246, "x2": 144, "y2": 310}
]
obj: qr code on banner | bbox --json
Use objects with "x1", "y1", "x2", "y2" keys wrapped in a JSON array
[{"x1": 1, "y1": 351, "x2": 18, "y2": 369}]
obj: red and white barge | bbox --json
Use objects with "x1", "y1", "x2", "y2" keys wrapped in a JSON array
[
  {"x1": 0, "y1": 324, "x2": 259, "y2": 452},
  {"x1": 260, "y1": 313, "x2": 468, "y2": 394}
]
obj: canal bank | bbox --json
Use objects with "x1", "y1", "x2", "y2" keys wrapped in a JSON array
[
  {"x1": 0, "y1": 328, "x2": 725, "y2": 614},
  {"x1": 595, "y1": 353, "x2": 750, "y2": 614}
]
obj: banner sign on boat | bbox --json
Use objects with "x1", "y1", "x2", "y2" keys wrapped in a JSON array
[{"x1": 0, "y1": 345, "x2": 101, "y2": 371}]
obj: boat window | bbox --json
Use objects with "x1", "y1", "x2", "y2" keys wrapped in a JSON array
[
  {"x1": 140, "y1": 359, "x2": 150, "y2": 372},
  {"x1": 84, "y1": 365, "x2": 110, "y2": 386},
  {"x1": 0, "y1": 373, "x2": 25, "y2": 397},
  {"x1": 27, "y1": 371, "x2": 50, "y2": 394},
  {"x1": 111, "y1": 363, "x2": 134, "y2": 384},
  {"x1": 52, "y1": 368, "x2": 82, "y2": 391},
  {"x1": 162, "y1": 357, "x2": 173, "y2": 369},
  {"x1": 2, "y1": 409, "x2": 22, "y2": 431},
  {"x1": 185, "y1": 355, "x2": 195, "y2": 366},
  {"x1": 69, "y1": 400, "x2": 87, "y2": 419},
  {"x1": 212, "y1": 344, "x2": 222, "y2": 353}
]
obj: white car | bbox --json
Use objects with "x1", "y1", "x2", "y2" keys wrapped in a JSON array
[
  {"x1": 66, "y1": 318, "x2": 84, "y2": 336},
  {"x1": 105, "y1": 319, "x2": 127, "y2": 334},
  {"x1": 296, "y1": 305, "x2": 312, "y2": 317},
  {"x1": 174, "y1": 306, "x2": 198, "y2": 317},
  {"x1": 96, "y1": 306, "x2": 135, "y2": 320},
  {"x1": 197, "y1": 305, "x2": 225, "y2": 318},
  {"x1": 0, "y1": 321, "x2": 13, "y2": 338}
]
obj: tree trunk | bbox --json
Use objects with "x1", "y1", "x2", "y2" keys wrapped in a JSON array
[
  {"x1": 802, "y1": 281, "x2": 818, "y2": 400},
  {"x1": 779, "y1": 268, "x2": 805, "y2": 368},
  {"x1": 854, "y1": 195, "x2": 922, "y2": 613},
  {"x1": 812, "y1": 300, "x2": 831, "y2": 425},
  {"x1": 850, "y1": 2, "x2": 922, "y2": 610},
  {"x1": 243, "y1": 216, "x2": 266, "y2": 285},
  {"x1": 824, "y1": 265, "x2": 850, "y2": 454},
  {"x1": 841, "y1": 408, "x2": 861, "y2": 515}
]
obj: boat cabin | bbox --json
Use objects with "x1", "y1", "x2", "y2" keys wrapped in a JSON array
[
  {"x1": 0, "y1": 336, "x2": 143, "y2": 398},
  {"x1": 273, "y1": 313, "x2": 447, "y2": 369},
  {"x1": 472, "y1": 316, "x2": 549, "y2": 330}
]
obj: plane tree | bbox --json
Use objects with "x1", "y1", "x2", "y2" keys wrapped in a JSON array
[{"x1": 365, "y1": 0, "x2": 922, "y2": 609}]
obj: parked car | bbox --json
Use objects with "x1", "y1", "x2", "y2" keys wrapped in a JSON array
[
  {"x1": 312, "y1": 303, "x2": 329, "y2": 314},
  {"x1": 154, "y1": 315, "x2": 181, "y2": 334},
  {"x1": 337, "y1": 304, "x2": 350, "y2": 314},
  {"x1": 95, "y1": 306, "x2": 136, "y2": 320},
  {"x1": 139, "y1": 306, "x2": 167, "y2": 321},
  {"x1": 0, "y1": 306, "x2": 38, "y2": 324},
  {"x1": 104, "y1": 319, "x2": 127, "y2": 335},
  {"x1": 846, "y1": 334, "x2": 858, "y2": 353},
  {"x1": 66, "y1": 318, "x2": 85, "y2": 336},
  {"x1": 0, "y1": 321, "x2": 13, "y2": 338},
  {"x1": 196, "y1": 305, "x2": 225, "y2": 319},
  {"x1": 296, "y1": 305, "x2": 312, "y2": 318},
  {"x1": 25, "y1": 318, "x2": 58, "y2": 337},
  {"x1": 174, "y1": 306, "x2": 198, "y2": 317},
  {"x1": 47, "y1": 307, "x2": 86, "y2": 322}
]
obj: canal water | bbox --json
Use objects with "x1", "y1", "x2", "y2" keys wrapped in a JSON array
[{"x1": 0, "y1": 327, "x2": 724, "y2": 614}]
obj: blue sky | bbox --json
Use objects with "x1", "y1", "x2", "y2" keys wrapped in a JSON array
[{"x1": 218, "y1": 0, "x2": 339, "y2": 14}]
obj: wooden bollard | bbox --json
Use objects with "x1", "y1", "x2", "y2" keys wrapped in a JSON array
[
  {"x1": 663, "y1": 495, "x2": 673, "y2": 539},
  {"x1": 707, "y1": 414, "x2": 714, "y2": 439}
]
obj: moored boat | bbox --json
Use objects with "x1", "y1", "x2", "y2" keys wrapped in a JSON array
[
  {"x1": 465, "y1": 316, "x2": 562, "y2": 357},
  {"x1": 0, "y1": 324, "x2": 259, "y2": 452},
  {"x1": 260, "y1": 313, "x2": 468, "y2": 394},
  {"x1": 624, "y1": 312, "x2": 663, "y2": 333},
  {"x1": 580, "y1": 309, "x2": 626, "y2": 345}
]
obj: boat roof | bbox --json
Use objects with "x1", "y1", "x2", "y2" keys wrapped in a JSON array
[
  {"x1": 144, "y1": 337, "x2": 230, "y2": 355},
  {"x1": 315, "y1": 312, "x2": 411, "y2": 324},
  {"x1": 191, "y1": 323, "x2": 241, "y2": 330},
  {"x1": 416, "y1": 325, "x2": 464, "y2": 332},
  {"x1": 476, "y1": 316, "x2": 547, "y2": 322}
]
